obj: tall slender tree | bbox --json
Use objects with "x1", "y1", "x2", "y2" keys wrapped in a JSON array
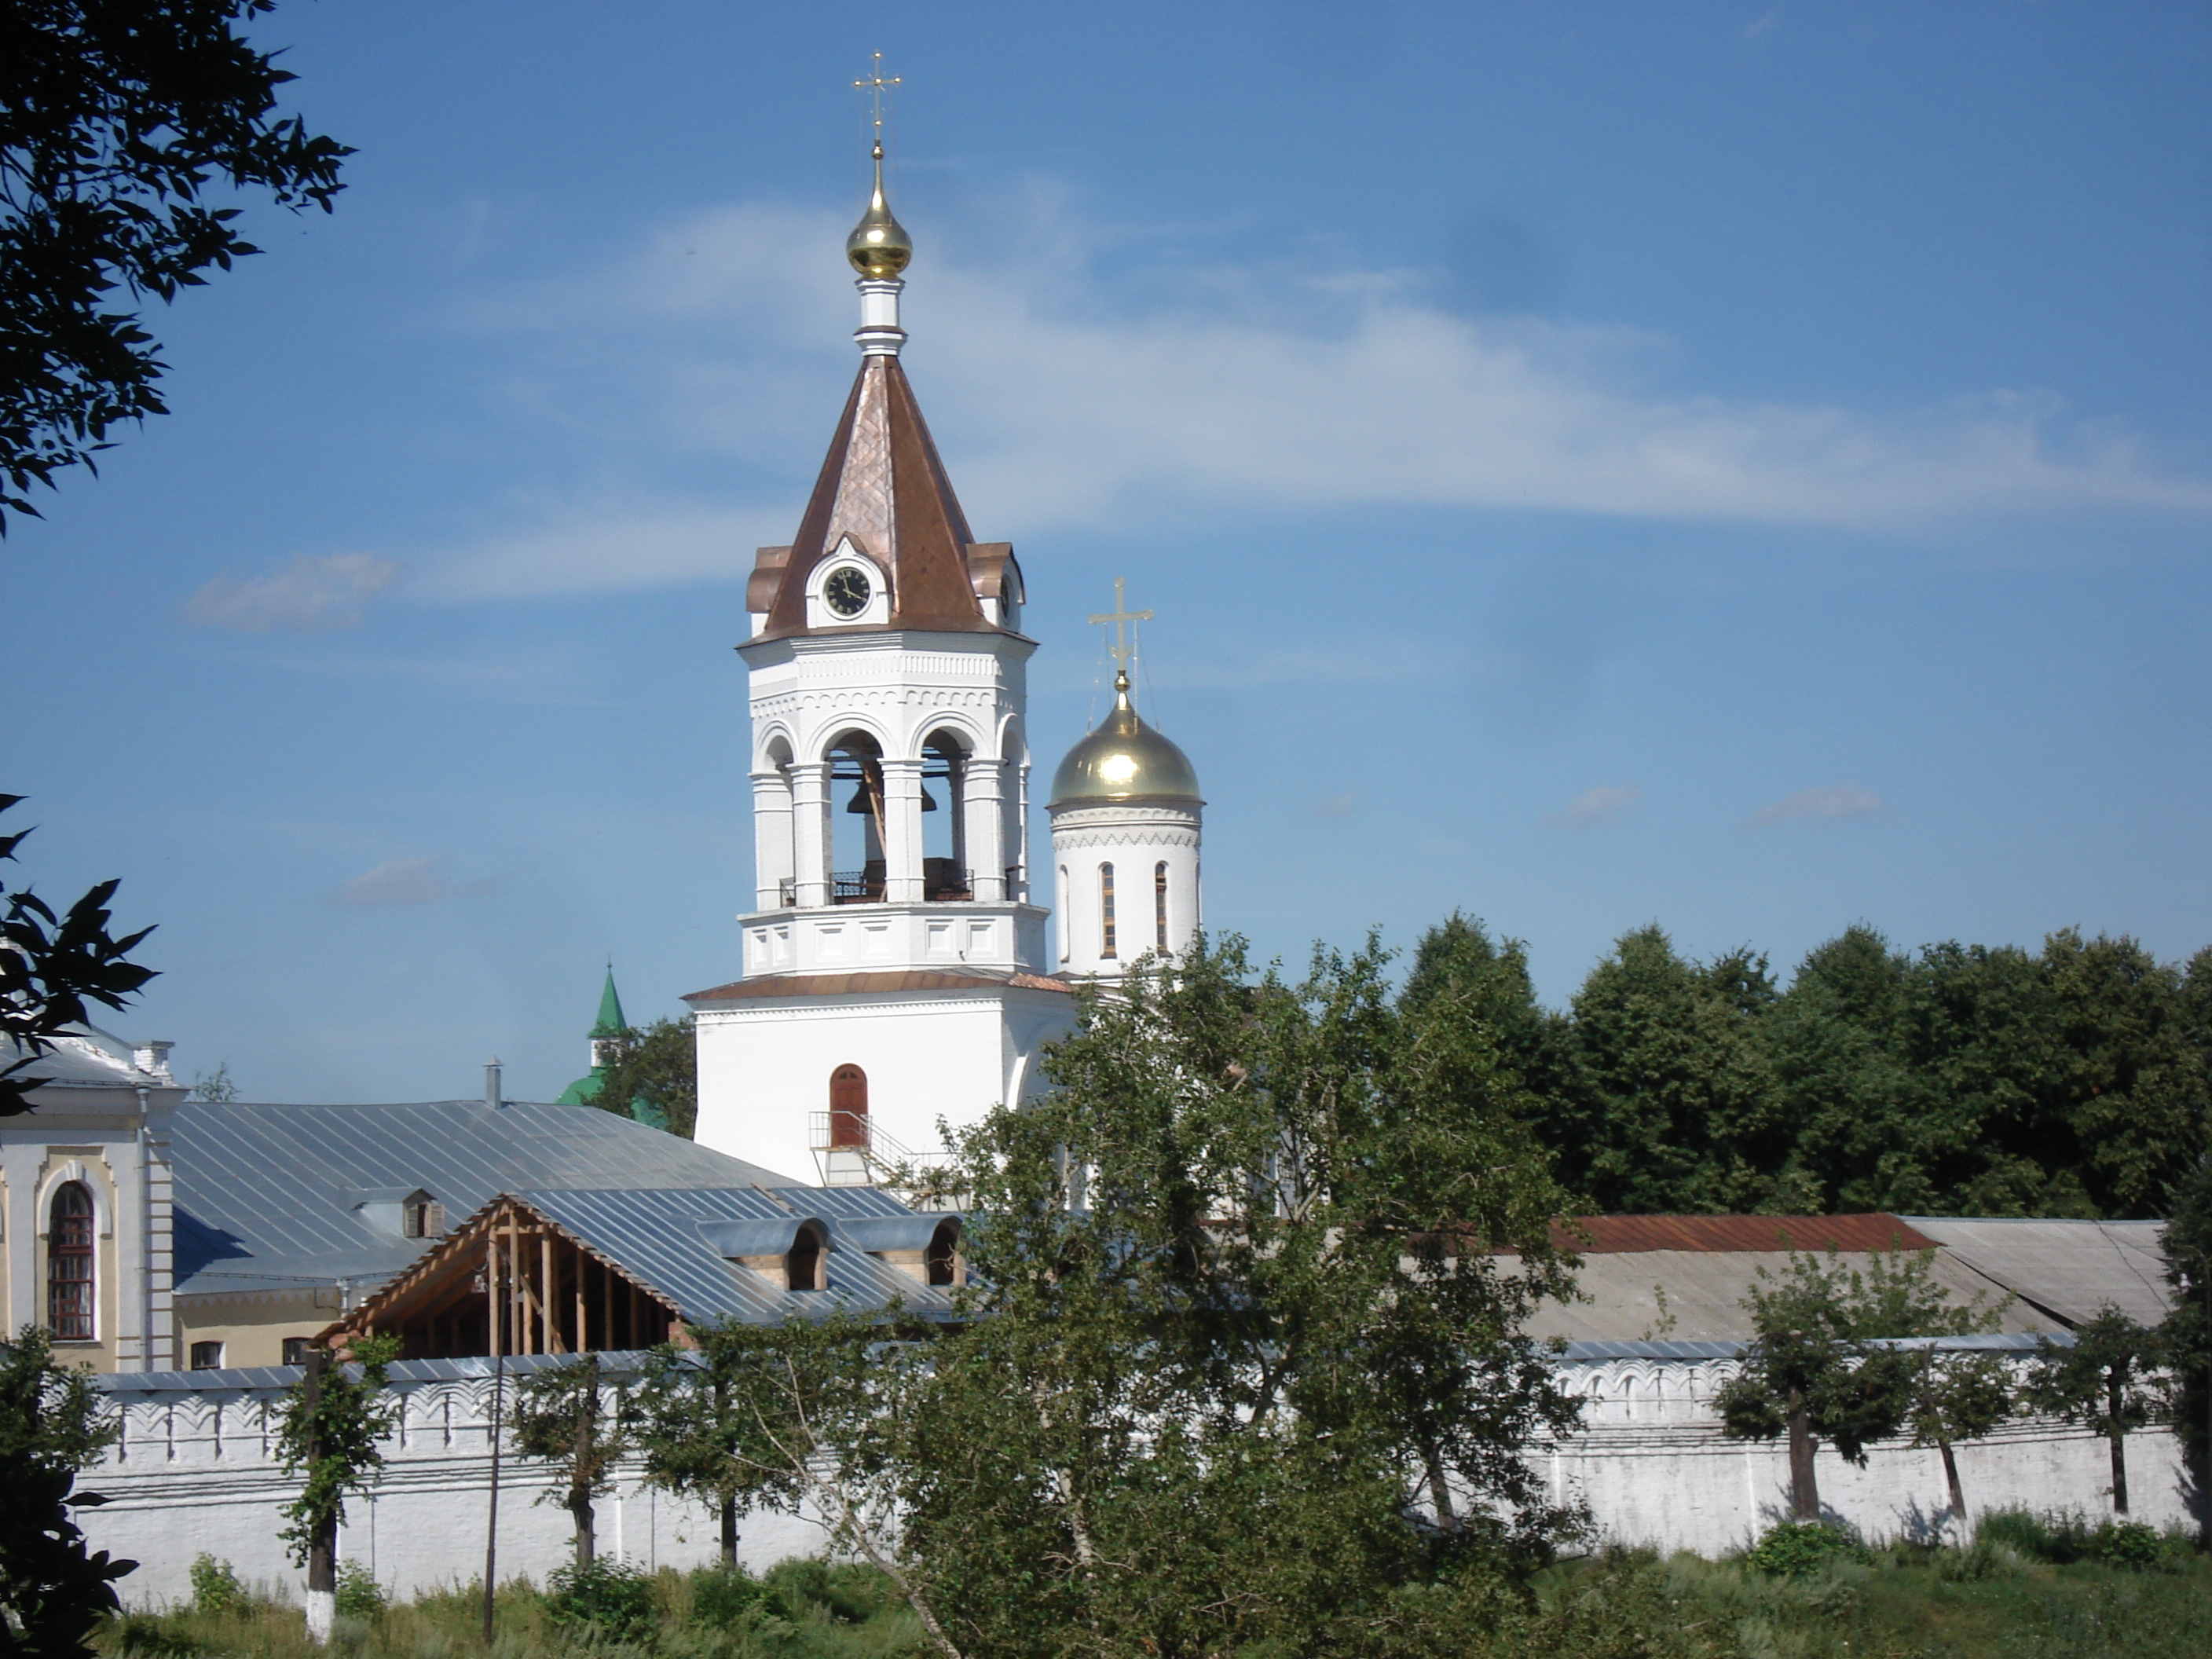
[{"x1": 2024, "y1": 1306, "x2": 2167, "y2": 1516}]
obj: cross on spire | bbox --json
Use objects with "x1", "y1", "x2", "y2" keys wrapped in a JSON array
[
  {"x1": 1087, "y1": 577, "x2": 1153, "y2": 673},
  {"x1": 854, "y1": 52, "x2": 900, "y2": 141}
]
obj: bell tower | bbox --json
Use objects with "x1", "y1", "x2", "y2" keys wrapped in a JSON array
[{"x1": 690, "y1": 78, "x2": 1073, "y2": 1185}]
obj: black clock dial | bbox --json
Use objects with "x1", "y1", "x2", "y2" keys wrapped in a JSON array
[{"x1": 825, "y1": 566, "x2": 872, "y2": 617}]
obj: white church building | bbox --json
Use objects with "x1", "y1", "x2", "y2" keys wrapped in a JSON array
[{"x1": 683, "y1": 138, "x2": 1203, "y2": 1188}]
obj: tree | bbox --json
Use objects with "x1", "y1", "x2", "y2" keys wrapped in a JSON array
[
  {"x1": 589, "y1": 1017, "x2": 697, "y2": 1137},
  {"x1": 0, "y1": 1324, "x2": 134, "y2": 1659},
  {"x1": 635, "y1": 1312, "x2": 957, "y2": 1656},
  {"x1": 899, "y1": 935, "x2": 1584, "y2": 1657},
  {"x1": 187, "y1": 1059, "x2": 236, "y2": 1101},
  {"x1": 2, "y1": 0, "x2": 350, "y2": 529},
  {"x1": 1569, "y1": 925, "x2": 1785, "y2": 1212},
  {"x1": 1903, "y1": 1346, "x2": 2014, "y2": 1534},
  {"x1": 274, "y1": 1338, "x2": 398, "y2": 1643},
  {"x1": 2159, "y1": 1149, "x2": 2212, "y2": 1544},
  {"x1": 509, "y1": 1353, "x2": 625, "y2": 1567},
  {"x1": 1715, "y1": 1246, "x2": 1991, "y2": 1522},
  {"x1": 2, "y1": 797, "x2": 156, "y2": 1116},
  {"x1": 2026, "y1": 1305, "x2": 2168, "y2": 1516}
]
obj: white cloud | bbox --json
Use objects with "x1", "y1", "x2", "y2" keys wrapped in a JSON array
[
  {"x1": 403, "y1": 197, "x2": 2212, "y2": 599},
  {"x1": 1741, "y1": 784, "x2": 1885, "y2": 830},
  {"x1": 331, "y1": 857, "x2": 496, "y2": 906},
  {"x1": 182, "y1": 553, "x2": 402, "y2": 632},
  {"x1": 1545, "y1": 784, "x2": 1645, "y2": 830}
]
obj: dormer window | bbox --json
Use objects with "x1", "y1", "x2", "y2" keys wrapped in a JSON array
[
  {"x1": 786, "y1": 1221, "x2": 828, "y2": 1291},
  {"x1": 403, "y1": 1198, "x2": 445, "y2": 1240}
]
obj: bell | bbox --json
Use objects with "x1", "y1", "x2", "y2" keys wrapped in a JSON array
[
  {"x1": 846, "y1": 785, "x2": 873, "y2": 814},
  {"x1": 920, "y1": 786, "x2": 938, "y2": 812}
]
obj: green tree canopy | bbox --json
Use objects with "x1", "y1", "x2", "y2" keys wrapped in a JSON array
[{"x1": 2, "y1": 0, "x2": 350, "y2": 528}]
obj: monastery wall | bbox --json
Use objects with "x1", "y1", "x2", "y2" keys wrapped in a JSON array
[{"x1": 82, "y1": 1341, "x2": 2188, "y2": 1610}]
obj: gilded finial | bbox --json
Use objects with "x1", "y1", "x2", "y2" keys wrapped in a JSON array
[{"x1": 848, "y1": 54, "x2": 911, "y2": 278}]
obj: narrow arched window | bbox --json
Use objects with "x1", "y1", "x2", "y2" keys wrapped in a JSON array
[
  {"x1": 829, "y1": 1064, "x2": 868, "y2": 1148},
  {"x1": 1057, "y1": 866, "x2": 1070, "y2": 962},
  {"x1": 1099, "y1": 863, "x2": 1117, "y2": 959},
  {"x1": 1155, "y1": 862, "x2": 1170, "y2": 954},
  {"x1": 1620, "y1": 1375, "x2": 1637, "y2": 1422},
  {"x1": 48, "y1": 1182, "x2": 94, "y2": 1340},
  {"x1": 925, "y1": 1220, "x2": 961, "y2": 1287}
]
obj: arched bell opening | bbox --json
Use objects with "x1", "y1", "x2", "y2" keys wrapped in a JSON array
[
  {"x1": 920, "y1": 726, "x2": 972, "y2": 900},
  {"x1": 786, "y1": 1221, "x2": 829, "y2": 1292},
  {"x1": 760, "y1": 734, "x2": 797, "y2": 906},
  {"x1": 826, "y1": 729, "x2": 887, "y2": 902}
]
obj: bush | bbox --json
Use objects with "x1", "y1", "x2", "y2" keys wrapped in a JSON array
[
  {"x1": 1743, "y1": 1520, "x2": 1865, "y2": 1577},
  {"x1": 1978, "y1": 1507, "x2": 2057, "y2": 1560},
  {"x1": 335, "y1": 1560, "x2": 386, "y2": 1618},
  {"x1": 1977, "y1": 1507, "x2": 2184, "y2": 1570},
  {"x1": 186, "y1": 1555, "x2": 246, "y2": 1616},
  {"x1": 759, "y1": 1558, "x2": 886, "y2": 1624},
  {"x1": 545, "y1": 1556, "x2": 657, "y2": 1640},
  {"x1": 684, "y1": 1564, "x2": 767, "y2": 1628}
]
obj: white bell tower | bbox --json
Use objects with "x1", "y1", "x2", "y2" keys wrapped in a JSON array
[{"x1": 690, "y1": 94, "x2": 1075, "y2": 1186}]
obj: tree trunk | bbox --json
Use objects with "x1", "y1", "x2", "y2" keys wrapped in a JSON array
[
  {"x1": 720, "y1": 1493, "x2": 738, "y2": 1569},
  {"x1": 302, "y1": 1349, "x2": 335, "y2": 1644},
  {"x1": 2108, "y1": 1375, "x2": 2130, "y2": 1515},
  {"x1": 1787, "y1": 1392, "x2": 1820, "y2": 1522},
  {"x1": 1423, "y1": 1441, "x2": 1460, "y2": 1533},
  {"x1": 1939, "y1": 1437, "x2": 1968, "y2": 1534},
  {"x1": 571, "y1": 1393, "x2": 597, "y2": 1565}
]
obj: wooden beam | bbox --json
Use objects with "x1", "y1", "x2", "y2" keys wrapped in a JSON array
[{"x1": 486, "y1": 1219, "x2": 504, "y2": 1360}]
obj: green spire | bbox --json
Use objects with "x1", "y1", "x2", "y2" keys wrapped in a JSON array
[{"x1": 591, "y1": 963, "x2": 627, "y2": 1038}]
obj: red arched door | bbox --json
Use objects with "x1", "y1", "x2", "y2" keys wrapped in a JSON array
[{"x1": 829, "y1": 1064, "x2": 868, "y2": 1148}]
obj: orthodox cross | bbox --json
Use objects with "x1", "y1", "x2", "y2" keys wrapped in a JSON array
[
  {"x1": 1087, "y1": 577, "x2": 1152, "y2": 672},
  {"x1": 854, "y1": 52, "x2": 900, "y2": 137}
]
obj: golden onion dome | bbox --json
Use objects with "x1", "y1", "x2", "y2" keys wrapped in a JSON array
[
  {"x1": 845, "y1": 141, "x2": 912, "y2": 278},
  {"x1": 1049, "y1": 672, "x2": 1203, "y2": 808}
]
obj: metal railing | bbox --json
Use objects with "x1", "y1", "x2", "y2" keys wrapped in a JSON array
[
  {"x1": 807, "y1": 1111, "x2": 948, "y2": 1190},
  {"x1": 829, "y1": 870, "x2": 885, "y2": 904}
]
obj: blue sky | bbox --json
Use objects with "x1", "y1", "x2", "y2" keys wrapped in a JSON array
[{"x1": 7, "y1": 1, "x2": 2209, "y2": 1104}]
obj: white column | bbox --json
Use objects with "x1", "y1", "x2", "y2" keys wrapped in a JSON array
[
  {"x1": 966, "y1": 758, "x2": 1006, "y2": 902},
  {"x1": 752, "y1": 767, "x2": 794, "y2": 908},
  {"x1": 881, "y1": 759, "x2": 925, "y2": 903},
  {"x1": 790, "y1": 763, "x2": 832, "y2": 908}
]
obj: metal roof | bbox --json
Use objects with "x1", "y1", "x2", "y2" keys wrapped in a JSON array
[
  {"x1": 1901, "y1": 1217, "x2": 2174, "y2": 1328},
  {"x1": 170, "y1": 1099, "x2": 806, "y2": 1298},
  {"x1": 1555, "y1": 1214, "x2": 1936, "y2": 1254},
  {"x1": 512, "y1": 1185, "x2": 957, "y2": 1325}
]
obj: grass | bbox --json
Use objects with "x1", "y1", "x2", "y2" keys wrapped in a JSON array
[{"x1": 99, "y1": 1522, "x2": 2212, "y2": 1659}]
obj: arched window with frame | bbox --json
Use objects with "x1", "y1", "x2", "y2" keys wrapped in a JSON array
[
  {"x1": 829, "y1": 1064, "x2": 868, "y2": 1148},
  {"x1": 48, "y1": 1182, "x2": 94, "y2": 1340},
  {"x1": 786, "y1": 1222, "x2": 826, "y2": 1291},
  {"x1": 1155, "y1": 862, "x2": 1170, "y2": 954},
  {"x1": 1099, "y1": 862, "x2": 1117, "y2": 959},
  {"x1": 1057, "y1": 865, "x2": 1069, "y2": 961}
]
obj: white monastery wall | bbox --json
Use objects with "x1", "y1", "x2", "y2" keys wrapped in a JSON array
[{"x1": 84, "y1": 1340, "x2": 2186, "y2": 1610}]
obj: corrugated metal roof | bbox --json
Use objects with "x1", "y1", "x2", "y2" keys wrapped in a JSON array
[
  {"x1": 170, "y1": 1100, "x2": 806, "y2": 1298},
  {"x1": 1902, "y1": 1217, "x2": 2174, "y2": 1328},
  {"x1": 1554, "y1": 1214, "x2": 1936, "y2": 1254},
  {"x1": 513, "y1": 1186, "x2": 958, "y2": 1324}
]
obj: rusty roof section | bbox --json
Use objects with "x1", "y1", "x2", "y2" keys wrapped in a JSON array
[
  {"x1": 1551, "y1": 1214, "x2": 1938, "y2": 1254},
  {"x1": 685, "y1": 969, "x2": 1075, "y2": 1003},
  {"x1": 753, "y1": 353, "x2": 1006, "y2": 639}
]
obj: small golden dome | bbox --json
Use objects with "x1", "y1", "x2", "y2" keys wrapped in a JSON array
[
  {"x1": 1049, "y1": 673, "x2": 1203, "y2": 807},
  {"x1": 845, "y1": 141, "x2": 912, "y2": 278}
]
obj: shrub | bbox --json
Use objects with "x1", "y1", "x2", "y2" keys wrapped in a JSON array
[
  {"x1": 334, "y1": 1560, "x2": 386, "y2": 1618},
  {"x1": 685, "y1": 1564, "x2": 767, "y2": 1628},
  {"x1": 1742, "y1": 1520, "x2": 1865, "y2": 1577},
  {"x1": 2082, "y1": 1519, "x2": 2163, "y2": 1569},
  {"x1": 545, "y1": 1556, "x2": 657, "y2": 1640},
  {"x1": 1976, "y1": 1507, "x2": 2056, "y2": 1560},
  {"x1": 186, "y1": 1555, "x2": 245, "y2": 1616}
]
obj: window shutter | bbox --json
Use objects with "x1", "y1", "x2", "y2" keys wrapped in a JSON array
[{"x1": 425, "y1": 1203, "x2": 446, "y2": 1236}]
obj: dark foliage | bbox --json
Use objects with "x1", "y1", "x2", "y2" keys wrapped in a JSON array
[
  {"x1": 1421, "y1": 916, "x2": 2212, "y2": 1219},
  {"x1": 0, "y1": 1325, "x2": 134, "y2": 1659},
  {"x1": 589, "y1": 1016, "x2": 698, "y2": 1138},
  {"x1": 2, "y1": 799, "x2": 156, "y2": 1117},
  {"x1": 2, "y1": 0, "x2": 350, "y2": 528}
]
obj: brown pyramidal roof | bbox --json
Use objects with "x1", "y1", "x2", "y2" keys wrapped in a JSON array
[{"x1": 749, "y1": 353, "x2": 1014, "y2": 639}]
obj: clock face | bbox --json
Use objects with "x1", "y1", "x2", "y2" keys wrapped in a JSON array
[{"x1": 825, "y1": 566, "x2": 872, "y2": 618}]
